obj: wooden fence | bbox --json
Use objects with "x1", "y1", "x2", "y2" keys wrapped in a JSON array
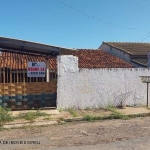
[{"x1": 0, "y1": 50, "x2": 57, "y2": 110}]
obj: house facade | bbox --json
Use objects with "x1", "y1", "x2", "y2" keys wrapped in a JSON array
[
  {"x1": 99, "y1": 42, "x2": 150, "y2": 67},
  {"x1": 0, "y1": 36, "x2": 76, "y2": 110},
  {"x1": 0, "y1": 36, "x2": 136, "y2": 110},
  {"x1": 0, "y1": 46, "x2": 133, "y2": 110}
]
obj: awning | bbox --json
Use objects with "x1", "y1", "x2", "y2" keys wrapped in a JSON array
[{"x1": 0, "y1": 36, "x2": 60, "y2": 56}]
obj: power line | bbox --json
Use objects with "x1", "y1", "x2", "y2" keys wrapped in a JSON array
[
  {"x1": 141, "y1": 33, "x2": 150, "y2": 42},
  {"x1": 136, "y1": 32, "x2": 150, "y2": 41},
  {"x1": 55, "y1": 0, "x2": 150, "y2": 32}
]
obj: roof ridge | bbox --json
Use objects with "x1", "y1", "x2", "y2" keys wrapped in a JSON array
[
  {"x1": 103, "y1": 42, "x2": 132, "y2": 55},
  {"x1": 77, "y1": 48, "x2": 98, "y2": 50},
  {"x1": 104, "y1": 41, "x2": 150, "y2": 44},
  {"x1": 0, "y1": 36, "x2": 77, "y2": 50},
  {"x1": 0, "y1": 49, "x2": 133, "y2": 69}
]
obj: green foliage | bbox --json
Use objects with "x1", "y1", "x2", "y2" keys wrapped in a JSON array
[
  {"x1": 0, "y1": 126, "x2": 4, "y2": 131},
  {"x1": 84, "y1": 107, "x2": 91, "y2": 110},
  {"x1": 84, "y1": 106, "x2": 150, "y2": 122},
  {"x1": 83, "y1": 114, "x2": 102, "y2": 122},
  {"x1": 121, "y1": 115, "x2": 130, "y2": 120},
  {"x1": 43, "y1": 117, "x2": 51, "y2": 121},
  {"x1": 0, "y1": 106, "x2": 13, "y2": 126},
  {"x1": 83, "y1": 113, "x2": 125, "y2": 122},
  {"x1": 58, "y1": 108, "x2": 63, "y2": 112},
  {"x1": 67, "y1": 108, "x2": 78, "y2": 117},
  {"x1": 106, "y1": 105, "x2": 124, "y2": 119},
  {"x1": 18, "y1": 110, "x2": 49, "y2": 121},
  {"x1": 106, "y1": 105, "x2": 116, "y2": 112},
  {"x1": 83, "y1": 106, "x2": 127, "y2": 121},
  {"x1": 109, "y1": 113, "x2": 124, "y2": 119}
]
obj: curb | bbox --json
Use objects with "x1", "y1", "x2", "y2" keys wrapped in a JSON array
[
  {"x1": 3, "y1": 120, "x2": 58, "y2": 129},
  {"x1": 64, "y1": 117, "x2": 84, "y2": 122},
  {"x1": 64, "y1": 112, "x2": 150, "y2": 122},
  {"x1": 1, "y1": 112, "x2": 150, "y2": 129}
]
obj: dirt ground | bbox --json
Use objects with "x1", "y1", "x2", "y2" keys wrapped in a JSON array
[
  {"x1": 6, "y1": 108, "x2": 112, "y2": 124},
  {"x1": 4, "y1": 106, "x2": 149, "y2": 126},
  {"x1": 0, "y1": 116, "x2": 150, "y2": 150}
]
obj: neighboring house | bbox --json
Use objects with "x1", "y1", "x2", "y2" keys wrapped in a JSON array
[
  {"x1": 71, "y1": 49, "x2": 133, "y2": 68},
  {"x1": 37, "y1": 49, "x2": 132, "y2": 68},
  {"x1": 99, "y1": 42, "x2": 150, "y2": 67}
]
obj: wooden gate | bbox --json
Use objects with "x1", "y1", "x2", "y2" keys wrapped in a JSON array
[{"x1": 0, "y1": 50, "x2": 57, "y2": 110}]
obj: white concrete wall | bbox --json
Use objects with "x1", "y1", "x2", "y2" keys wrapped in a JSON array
[
  {"x1": 99, "y1": 44, "x2": 142, "y2": 67},
  {"x1": 57, "y1": 55, "x2": 150, "y2": 109}
]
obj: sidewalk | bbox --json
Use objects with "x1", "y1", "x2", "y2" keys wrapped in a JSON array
[
  {"x1": 2, "y1": 106, "x2": 150, "y2": 129},
  {"x1": 117, "y1": 107, "x2": 150, "y2": 115}
]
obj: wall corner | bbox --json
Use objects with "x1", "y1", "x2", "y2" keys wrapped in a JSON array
[{"x1": 57, "y1": 55, "x2": 79, "y2": 77}]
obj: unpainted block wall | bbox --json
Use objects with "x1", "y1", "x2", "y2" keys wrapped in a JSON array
[{"x1": 57, "y1": 55, "x2": 150, "y2": 109}]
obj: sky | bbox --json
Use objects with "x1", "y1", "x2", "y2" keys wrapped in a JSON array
[{"x1": 0, "y1": 0, "x2": 150, "y2": 49}]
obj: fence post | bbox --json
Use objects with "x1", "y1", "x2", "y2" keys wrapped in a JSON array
[{"x1": 46, "y1": 56, "x2": 49, "y2": 82}]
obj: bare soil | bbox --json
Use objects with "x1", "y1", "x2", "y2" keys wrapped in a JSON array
[
  {"x1": 0, "y1": 116, "x2": 150, "y2": 150},
  {"x1": 7, "y1": 108, "x2": 112, "y2": 123}
]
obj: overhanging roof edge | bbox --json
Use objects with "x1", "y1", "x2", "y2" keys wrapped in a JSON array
[{"x1": 0, "y1": 36, "x2": 76, "y2": 55}]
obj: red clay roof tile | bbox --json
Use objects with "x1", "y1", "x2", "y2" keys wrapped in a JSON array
[
  {"x1": 0, "y1": 49, "x2": 133, "y2": 70},
  {"x1": 72, "y1": 49, "x2": 133, "y2": 68},
  {"x1": 0, "y1": 51, "x2": 57, "y2": 70}
]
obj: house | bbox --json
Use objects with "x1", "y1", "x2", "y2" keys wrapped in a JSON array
[
  {"x1": 71, "y1": 49, "x2": 133, "y2": 68},
  {"x1": 0, "y1": 49, "x2": 133, "y2": 84},
  {"x1": 0, "y1": 36, "x2": 76, "y2": 110},
  {"x1": 0, "y1": 36, "x2": 133, "y2": 110},
  {"x1": 0, "y1": 48, "x2": 133, "y2": 110},
  {"x1": 99, "y1": 42, "x2": 150, "y2": 67}
]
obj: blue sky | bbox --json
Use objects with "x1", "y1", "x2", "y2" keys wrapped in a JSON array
[{"x1": 0, "y1": 0, "x2": 150, "y2": 49}]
